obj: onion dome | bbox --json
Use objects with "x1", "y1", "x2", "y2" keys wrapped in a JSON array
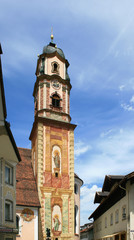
[{"x1": 43, "y1": 41, "x2": 65, "y2": 59}]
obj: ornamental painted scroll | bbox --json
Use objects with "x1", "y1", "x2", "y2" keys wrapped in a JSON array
[
  {"x1": 52, "y1": 146, "x2": 61, "y2": 174},
  {"x1": 21, "y1": 208, "x2": 34, "y2": 222}
]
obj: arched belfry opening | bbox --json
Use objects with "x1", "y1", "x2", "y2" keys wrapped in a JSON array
[{"x1": 52, "y1": 93, "x2": 60, "y2": 108}]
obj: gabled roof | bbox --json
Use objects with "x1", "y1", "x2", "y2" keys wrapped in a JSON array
[
  {"x1": 4, "y1": 121, "x2": 21, "y2": 162},
  {"x1": 94, "y1": 191, "x2": 109, "y2": 204},
  {"x1": 102, "y1": 175, "x2": 124, "y2": 192},
  {"x1": 16, "y1": 148, "x2": 40, "y2": 207},
  {"x1": 89, "y1": 172, "x2": 134, "y2": 221}
]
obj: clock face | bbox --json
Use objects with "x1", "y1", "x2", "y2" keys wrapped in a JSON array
[{"x1": 52, "y1": 80, "x2": 61, "y2": 90}]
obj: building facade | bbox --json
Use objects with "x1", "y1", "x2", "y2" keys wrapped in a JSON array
[
  {"x1": 75, "y1": 174, "x2": 83, "y2": 240},
  {"x1": 89, "y1": 173, "x2": 134, "y2": 240},
  {"x1": 0, "y1": 44, "x2": 21, "y2": 240},
  {"x1": 29, "y1": 36, "x2": 77, "y2": 240},
  {"x1": 80, "y1": 223, "x2": 93, "y2": 240},
  {"x1": 16, "y1": 147, "x2": 40, "y2": 240}
]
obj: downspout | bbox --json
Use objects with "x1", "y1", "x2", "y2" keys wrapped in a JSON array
[{"x1": 119, "y1": 184, "x2": 130, "y2": 240}]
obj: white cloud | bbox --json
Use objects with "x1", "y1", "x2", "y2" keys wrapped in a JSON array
[
  {"x1": 107, "y1": 13, "x2": 134, "y2": 56},
  {"x1": 80, "y1": 185, "x2": 101, "y2": 224},
  {"x1": 119, "y1": 85, "x2": 125, "y2": 91},
  {"x1": 74, "y1": 140, "x2": 92, "y2": 157},
  {"x1": 100, "y1": 129, "x2": 114, "y2": 138},
  {"x1": 121, "y1": 95, "x2": 134, "y2": 112},
  {"x1": 121, "y1": 103, "x2": 134, "y2": 112},
  {"x1": 75, "y1": 128, "x2": 134, "y2": 185},
  {"x1": 78, "y1": 128, "x2": 134, "y2": 225},
  {"x1": 130, "y1": 95, "x2": 134, "y2": 103}
]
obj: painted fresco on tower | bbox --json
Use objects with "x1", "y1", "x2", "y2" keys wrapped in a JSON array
[
  {"x1": 28, "y1": 35, "x2": 78, "y2": 240},
  {"x1": 52, "y1": 205, "x2": 62, "y2": 234},
  {"x1": 52, "y1": 145, "x2": 61, "y2": 173}
]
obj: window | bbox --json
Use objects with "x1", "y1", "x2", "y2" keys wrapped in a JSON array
[
  {"x1": 16, "y1": 215, "x2": 20, "y2": 233},
  {"x1": 5, "y1": 200, "x2": 13, "y2": 221},
  {"x1": 75, "y1": 205, "x2": 79, "y2": 234},
  {"x1": 122, "y1": 206, "x2": 126, "y2": 220},
  {"x1": 54, "y1": 63, "x2": 58, "y2": 71},
  {"x1": 98, "y1": 222, "x2": 102, "y2": 231},
  {"x1": 115, "y1": 210, "x2": 119, "y2": 223},
  {"x1": 51, "y1": 61, "x2": 59, "y2": 74},
  {"x1": 5, "y1": 165, "x2": 13, "y2": 185},
  {"x1": 105, "y1": 217, "x2": 107, "y2": 228},
  {"x1": 74, "y1": 184, "x2": 78, "y2": 194},
  {"x1": 52, "y1": 94, "x2": 60, "y2": 107},
  {"x1": 110, "y1": 213, "x2": 113, "y2": 225}
]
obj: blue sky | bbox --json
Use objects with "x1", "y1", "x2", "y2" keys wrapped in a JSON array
[{"x1": 1, "y1": 0, "x2": 134, "y2": 225}]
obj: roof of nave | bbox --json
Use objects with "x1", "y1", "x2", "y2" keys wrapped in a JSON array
[{"x1": 16, "y1": 147, "x2": 40, "y2": 207}]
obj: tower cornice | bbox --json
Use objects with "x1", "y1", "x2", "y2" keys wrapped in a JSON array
[
  {"x1": 36, "y1": 108, "x2": 71, "y2": 122},
  {"x1": 29, "y1": 116, "x2": 77, "y2": 140}
]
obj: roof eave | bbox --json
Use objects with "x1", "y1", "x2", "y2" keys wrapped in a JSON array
[{"x1": 5, "y1": 121, "x2": 21, "y2": 162}]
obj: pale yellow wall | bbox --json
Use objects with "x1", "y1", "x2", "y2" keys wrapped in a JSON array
[
  {"x1": 126, "y1": 181, "x2": 134, "y2": 240},
  {"x1": 94, "y1": 195, "x2": 127, "y2": 240},
  {"x1": 0, "y1": 134, "x2": 19, "y2": 163}
]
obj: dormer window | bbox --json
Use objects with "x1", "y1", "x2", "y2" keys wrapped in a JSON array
[
  {"x1": 52, "y1": 94, "x2": 60, "y2": 107},
  {"x1": 51, "y1": 61, "x2": 59, "y2": 74}
]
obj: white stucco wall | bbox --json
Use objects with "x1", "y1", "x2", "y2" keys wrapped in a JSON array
[
  {"x1": 93, "y1": 181, "x2": 134, "y2": 240},
  {"x1": 94, "y1": 195, "x2": 127, "y2": 240}
]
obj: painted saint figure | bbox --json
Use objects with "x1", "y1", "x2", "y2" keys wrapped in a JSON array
[
  {"x1": 54, "y1": 152, "x2": 60, "y2": 168},
  {"x1": 53, "y1": 215, "x2": 61, "y2": 231}
]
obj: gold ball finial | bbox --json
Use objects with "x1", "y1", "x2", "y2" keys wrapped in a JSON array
[
  {"x1": 51, "y1": 27, "x2": 54, "y2": 42},
  {"x1": 51, "y1": 34, "x2": 54, "y2": 40}
]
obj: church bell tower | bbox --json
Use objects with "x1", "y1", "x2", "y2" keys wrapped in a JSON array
[{"x1": 30, "y1": 35, "x2": 76, "y2": 240}]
